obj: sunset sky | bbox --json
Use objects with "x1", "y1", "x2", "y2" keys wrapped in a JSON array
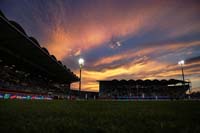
[{"x1": 0, "y1": 0, "x2": 200, "y2": 92}]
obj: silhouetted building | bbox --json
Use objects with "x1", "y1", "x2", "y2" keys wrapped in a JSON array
[
  {"x1": 98, "y1": 79, "x2": 191, "y2": 99},
  {"x1": 0, "y1": 10, "x2": 79, "y2": 98}
]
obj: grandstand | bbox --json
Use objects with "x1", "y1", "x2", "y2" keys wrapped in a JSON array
[
  {"x1": 98, "y1": 79, "x2": 191, "y2": 99},
  {"x1": 0, "y1": 10, "x2": 79, "y2": 99}
]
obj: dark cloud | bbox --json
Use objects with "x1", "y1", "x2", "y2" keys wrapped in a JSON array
[{"x1": 186, "y1": 56, "x2": 200, "y2": 64}]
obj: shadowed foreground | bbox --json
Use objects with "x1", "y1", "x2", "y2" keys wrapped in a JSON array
[{"x1": 0, "y1": 100, "x2": 200, "y2": 133}]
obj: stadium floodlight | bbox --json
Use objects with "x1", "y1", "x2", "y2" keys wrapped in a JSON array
[
  {"x1": 178, "y1": 60, "x2": 191, "y2": 98},
  {"x1": 178, "y1": 60, "x2": 185, "y2": 82},
  {"x1": 78, "y1": 58, "x2": 84, "y2": 97},
  {"x1": 178, "y1": 60, "x2": 184, "y2": 65},
  {"x1": 78, "y1": 58, "x2": 84, "y2": 68},
  {"x1": 178, "y1": 60, "x2": 185, "y2": 96}
]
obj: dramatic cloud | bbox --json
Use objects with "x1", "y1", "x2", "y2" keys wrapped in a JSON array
[
  {"x1": 92, "y1": 41, "x2": 200, "y2": 69},
  {"x1": 1, "y1": 0, "x2": 200, "y2": 91}
]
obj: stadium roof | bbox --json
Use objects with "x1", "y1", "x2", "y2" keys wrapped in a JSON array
[
  {"x1": 0, "y1": 10, "x2": 79, "y2": 83},
  {"x1": 97, "y1": 79, "x2": 190, "y2": 85}
]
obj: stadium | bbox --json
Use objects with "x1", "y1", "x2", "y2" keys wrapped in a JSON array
[
  {"x1": 98, "y1": 79, "x2": 191, "y2": 100},
  {"x1": 0, "y1": 1, "x2": 200, "y2": 132}
]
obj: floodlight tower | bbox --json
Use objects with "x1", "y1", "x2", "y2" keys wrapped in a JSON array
[
  {"x1": 78, "y1": 58, "x2": 84, "y2": 95},
  {"x1": 178, "y1": 60, "x2": 191, "y2": 98},
  {"x1": 178, "y1": 60, "x2": 187, "y2": 95},
  {"x1": 178, "y1": 60, "x2": 185, "y2": 82}
]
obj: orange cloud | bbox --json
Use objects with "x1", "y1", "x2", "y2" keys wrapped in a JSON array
[
  {"x1": 72, "y1": 60, "x2": 167, "y2": 92},
  {"x1": 43, "y1": 1, "x2": 183, "y2": 60}
]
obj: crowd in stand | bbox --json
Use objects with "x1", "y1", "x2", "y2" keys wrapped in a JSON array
[
  {"x1": 0, "y1": 61, "x2": 70, "y2": 98},
  {"x1": 0, "y1": 60, "x2": 98, "y2": 100}
]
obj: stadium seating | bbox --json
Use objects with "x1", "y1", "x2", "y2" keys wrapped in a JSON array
[
  {"x1": 98, "y1": 79, "x2": 191, "y2": 100},
  {"x1": 0, "y1": 10, "x2": 79, "y2": 99}
]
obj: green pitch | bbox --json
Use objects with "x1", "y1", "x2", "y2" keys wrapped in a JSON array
[{"x1": 0, "y1": 100, "x2": 200, "y2": 133}]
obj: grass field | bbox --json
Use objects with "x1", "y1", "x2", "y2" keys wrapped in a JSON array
[{"x1": 0, "y1": 100, "x2": 200, "y2": 133}]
